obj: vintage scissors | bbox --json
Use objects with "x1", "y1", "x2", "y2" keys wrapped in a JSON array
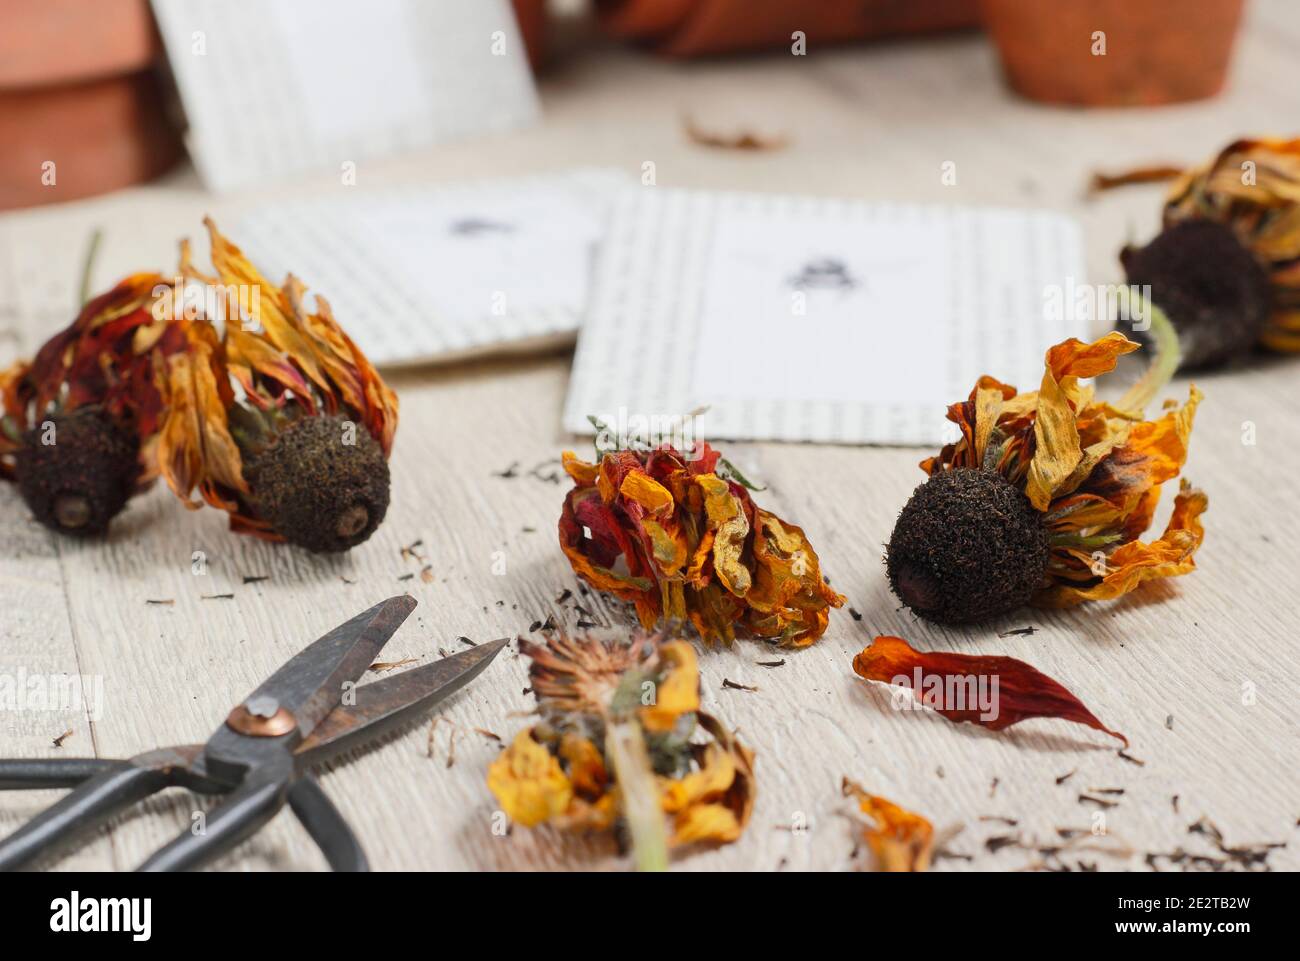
[{"x1": 0, "y1": 595, "x2": 505, "y2": 872}]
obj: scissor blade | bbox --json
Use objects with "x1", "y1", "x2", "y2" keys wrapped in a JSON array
[
  {"x1": 294, "y1": 638, "x2": 508, "y2": 768},
  {"x1": 227, "y1": 595, "x2": 418, "y2": 743}
]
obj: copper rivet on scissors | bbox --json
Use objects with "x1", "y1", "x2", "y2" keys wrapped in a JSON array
[{"x1": 226, "y1": 700, "x2": 298, "y2": 737}]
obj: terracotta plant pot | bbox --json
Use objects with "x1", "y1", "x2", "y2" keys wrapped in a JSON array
[
  {"x1": 512, "y1": 0, "x2": 548, "y2": 69},
  {"x1": 0, "y1": 72, "x2": 184, "y2": 211},
  {"x1": 981, "y1": 0, "x2": 1245, "y2": 106},
  {"x1": 0, "y1": 0, "x2": 183, "y2": 210},
  {"x1": 597, "y1": 0, "x2": 981, "y2": 57}
]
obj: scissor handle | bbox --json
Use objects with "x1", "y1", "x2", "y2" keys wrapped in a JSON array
[
  {"x1": 0, "y1": 762, "x2": 169, "y2": 871},
  {"x1": 0, "y1": 758, "x2": 132, "y2": 790},
  {"x1": 288, "y1": 776, "x2": 369, "y2": 872}
]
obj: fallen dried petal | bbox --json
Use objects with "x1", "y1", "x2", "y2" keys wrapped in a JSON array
[{"x1": 852, "y1": 635, "x2": 1127, "y2": 746}]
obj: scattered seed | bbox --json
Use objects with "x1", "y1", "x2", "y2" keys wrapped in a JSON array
[
  {"x1": 201, "y1": 593, "x2": 235, "y2": 600},
  {"x1": 146, "y1": 599, "x2": 174, "y2": 606},
  {"x1": 457, "y1": 636, "x2": 476, "y2": 648},
  {"x1": 1055, "y1": 769, "x2": 1076, "y2": 785},
  {"x1": 52, "y1": 728, "x2": 73, "y2": 748},
  {"x1": 757, "y1": 659, "x2": 786, "y2": 668},
  {"x1": 242, "y1": 575, "x2": 269, "y2": 584},
  {"x1": 722, "y1": 678, "x2": 757, "y2": 692},
  {"x1": 998, "y1": 626, "x2": 1037, "y2": 637}
]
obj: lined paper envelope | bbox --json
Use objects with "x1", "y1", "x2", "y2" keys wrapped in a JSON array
[
  {"x1": 151, "y1": 0, "x2": 539, "y2": 192},
  {"x1": 563, "y1": 187, "x2": 1088, "y2": 447},
  {"x1": 234, "y1": 169, "x2": 628, "y2": 367}
]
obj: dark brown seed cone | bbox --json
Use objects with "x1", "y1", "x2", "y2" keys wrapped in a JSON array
[
  {"x1": 14, "y1": 407, "x2": 140, "y2": 537},
  {"x1": 244, "y1": 414, "x2": 390, "y2": 553},
  {"x1": 1121, "y1": 219, "x2": 1272, "y2": 369},
  {"x1": 886, "y1": 468, "x2": 1049, "y2": 625}
]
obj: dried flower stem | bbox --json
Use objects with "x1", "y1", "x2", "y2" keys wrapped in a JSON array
[
  {"x1": 1117, "y1": 288, "x2": 1181, "y2": 415},
  {"x1": 605, "y1": 719, "x2": 668, "y2": 872},
  {"x1": 79, "y1": 228, "x2": 103, "y2": 307}
]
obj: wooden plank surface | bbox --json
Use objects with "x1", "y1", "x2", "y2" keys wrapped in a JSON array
[{"x1": 2, "y1": 2, "x2": 1298, "y2": 871}]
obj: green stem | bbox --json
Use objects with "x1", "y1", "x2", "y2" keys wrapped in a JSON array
[
  {"x1": 79, "y1": 228, "x2": 103, "y2": 307},
  {"x1": 605, "y1": 719, "x2": 669, "y2": 872},
  {"x1": 1116, "y1": 286, "x2": 1180, "y2": 416}
]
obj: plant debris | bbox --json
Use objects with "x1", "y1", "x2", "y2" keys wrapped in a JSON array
[
  {"x1": 853, "y1": 634, "x2": 1127, "y2": 745},
  {"x1": 722, "y1": 678, "x2": 757, "y2": 692},
  {"x1": 683, "y1": 116, "x2": 789, "y2": 152},
  {"x1": 369, "y1": 656, "x2": 418, "y2": 673},
  {"x1": 756, "y1": 658, "x2": 785, "y2": 668},
  {"x1": 1087, "y1": 164, "x2": 1183, "y2": 193},
  {"x1": 1079, "y1": 793, "x2": 1119, "y2": 809},
  {"x1": 146, "y1": 598, "x2": 175, "y2": 606},
  {"x1": 842, "y1": 777, "x2": 933, "y2": 871},
  {"x1": 52, "y1": 728, "x2": 73, "y2": 748}
]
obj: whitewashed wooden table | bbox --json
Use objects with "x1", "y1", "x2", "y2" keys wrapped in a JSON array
[{"x1": 2, "y1": 2, "x2": 1298, "y2": 871}]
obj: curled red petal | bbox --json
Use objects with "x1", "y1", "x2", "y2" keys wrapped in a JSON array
[{"x1": 852, "y1": 635, "x2": 1127, "y2": 747}]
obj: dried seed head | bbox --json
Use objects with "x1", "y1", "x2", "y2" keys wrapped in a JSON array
[
  {"x1": 1121, "y1": 219, "x2": 1271, "y2": 369},
  {"x1": 14, "y1": 407, "x2": 139, "y2": 537},
  {"x1": 244, "y1": 414, "x2": 390, "y2": 553},
  {"x1": 886, "y1": 468, "x2": 1049, "y2": 624}
]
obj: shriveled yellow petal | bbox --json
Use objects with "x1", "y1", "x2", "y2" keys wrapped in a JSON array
[
  {"x1": 671, "y1": 804, "x2": 741, "y2": 845},
  {"x1": 972, "y1": 383, "x2": 1007, "y2": 467},
  {"x1": 639, "y1": 640, "x2": 700, "y2": 733},
  {"x1": 620, "y1": 471, "x2": 674, "y2": 513},
  {"x1": 660, "y1": 744, "x2": 735, "y2": 813},
  {"x1": 561, "y1": 450, "x2": 599, "y2": 485},
  {"x1": 1074, "y1": 385, "x2": 1201, "y2": 513},
  {"x1": 697, "y1": 474, "x2": 752, "y2": 597},
  {"x1": 158, "y1": 325, "x2": 247, "y2": 509},
  {"x1": 1026, "y1": 334, "x2": 1141, "y2": 510},
  {"x1": 1036, "y1": 481, "x2": 1207, "y2": 606},
  {"x1": 487, "y1": 730, "x2": 574, "y2": 827},
  {"x1": 558, "y1": 734, "x2": 608, "y2": 799},
  {"x1": 842, "y1": 778, "x2": 934, "y2": 872}
]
